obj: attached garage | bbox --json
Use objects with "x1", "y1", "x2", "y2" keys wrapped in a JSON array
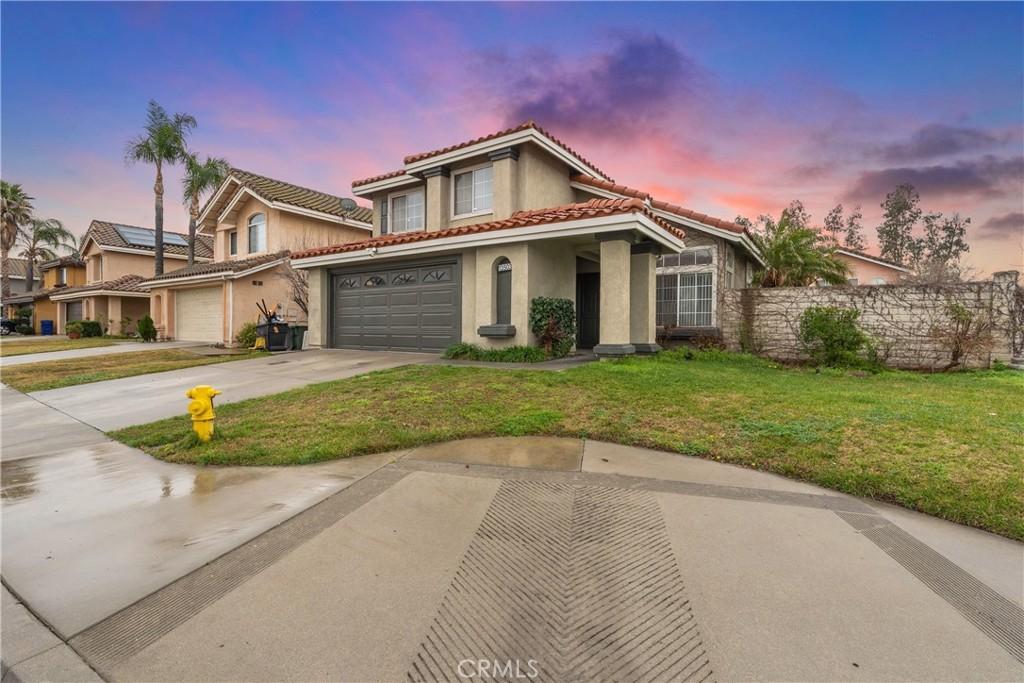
[
  {"x1": 175, "y1": 286, "x2": 224, "y2": 342},
  {"x1": 330, "y1": 258, "x2": 460, "y2": 352}
]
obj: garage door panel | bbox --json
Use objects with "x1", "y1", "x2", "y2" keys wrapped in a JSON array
[
  {"x1": 331, "y1": 258, "x2": 459, "y2": 352},
  {"x1": 175, "y1": 286, "x2": 223, "y2": 343}
]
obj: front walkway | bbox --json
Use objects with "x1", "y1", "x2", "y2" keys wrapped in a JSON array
[
  {"x1": 22, "y1": 348, "x2": 430, "y2": 431},
  {"x1": 0, "y1": 340, "x2": 201, "y2": 367}
]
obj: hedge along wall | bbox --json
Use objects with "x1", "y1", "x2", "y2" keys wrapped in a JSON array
[{"x1": 719, "y1": 271, "x2": 1021, "y2": 370}]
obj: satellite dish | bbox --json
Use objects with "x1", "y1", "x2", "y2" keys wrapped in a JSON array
[{"x1": 340, "y1": 198, "x2": 358, "y2": 212}]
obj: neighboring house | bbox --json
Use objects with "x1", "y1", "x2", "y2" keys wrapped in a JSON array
[
  {"x1": 142, "y1": 169, "x2": 372, "y2": 344},
  {"x1": 833, "y1": 248, "x2": 912, "y2": 285},
  {"x1": 2, "y1": 257, "x2": 33, "y2": 317},
  {"x1": 50, "y1": 220, "x2": 212, "y2": 335},
  {"x1": 290, "y1": 121, "x2": 762, "y2": 356},
  {"x1": 4, "y1": 256, "x2": 87, "y2": 332}
]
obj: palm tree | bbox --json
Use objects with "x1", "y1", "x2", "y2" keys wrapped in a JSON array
[
  {"x1": 1, "y1": 181, "x2": 34, "y2": 300},
  {"x1": 750, "y1": 212, "x2": 850, "y2": 287},
  {"x1": 182, "y1": 154, "x2": 230, "y2": 266},
  {"x1": 18, "y1": 218, "x2": 76, "y2": 290},
  {"x1": 125, "y1": 100, "x2": 196, "y2": 275}
]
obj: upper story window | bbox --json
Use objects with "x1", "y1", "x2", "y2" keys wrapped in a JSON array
[
  {"x1": 247, "y1": 213, "x2": 266, "y2": 253},
  {"x1": 453, "y1": 164, "x2": 493, "y2": 218},
  {"x1": 389, "y1": 189, "x2": 424, "y2": 234},
  {"x1": 229, "y1": 230, "x2": 238, "y2": 256},
  {"x1": 90, "y1": 257, "x2": 102, "y2": 282},
  {"x1": 57, "y1": 267, "x2": 67, "y2": 285}
]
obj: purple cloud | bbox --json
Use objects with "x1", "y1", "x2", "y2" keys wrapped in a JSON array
[
  {"x1": 478, "y1": 34, "x2": 699, "y2": 135},
  {"x1": 978, "y1": 212, "x2": 1024, "y2": 240},
  {"x1": 844, "y1": 155, "x2": 1024, "y2": 201},
  {"x1": 872, "y1": 124, "x2": 1008, "y2": 162}
]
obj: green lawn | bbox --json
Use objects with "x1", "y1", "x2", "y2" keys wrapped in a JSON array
[
  {"x1": 111, "y1": 350, "x2": 1024, "y2": 540},
  {"x1": 2, "y1": 349, "x2": 266, "y2": 392},
  {"x1": 0, "y1": 337, "x2": 121, "y2": 356}
]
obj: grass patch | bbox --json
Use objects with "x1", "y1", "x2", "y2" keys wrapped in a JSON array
[
  {"x1": 0, "y1": 337, "x2": 121, "y2": 357},
  {"x1": 110, "y1": 349, "x2": 1024, "y2": 540},
  {"x1": 1, "y1": 349, "x2": 267, "y2": 392}
]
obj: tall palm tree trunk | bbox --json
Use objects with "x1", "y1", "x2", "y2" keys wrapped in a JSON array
[
  {"x1": 1, "y1": 249, "x2": 10, "y2": 300},
  {"x1": 25, "y1": 259, "x2": 35, "y2": 291},
  {"x1": 187, "y1": 195, "x2": 200, "y2": 266},
  {"x1": 154, "y1": 162, "x2": 164, "y2": 276}
]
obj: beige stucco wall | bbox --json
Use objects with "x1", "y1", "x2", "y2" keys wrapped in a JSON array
[
  {"x1": 229, "y1": 263, "x2": 299, "y2": 343},
  {"x1": 306, "y1": 268, "x2": 328, "y2": 348},
  {"x1": 630, "y1": 252, "x2": 657, "y2": 346},
  {"x1": 473, "y1": 243, "x2": 530, "y2": 347},
  {"x1": 517, "y1": 144, "x2": 573, "y2": 211},
  {"x1": 272, "y1": 209, "x2": 369, "y2": 254},
  {"x1": 101, "y1": 250, "x2": 159, "y2": 281},
  {"x1": 598, "y1": 239, "x2": 632, "y2": 346}
]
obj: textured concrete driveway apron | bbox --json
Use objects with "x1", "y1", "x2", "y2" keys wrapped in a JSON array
[
  {"x1": 65, "y1": 438, "x2": 1023, "y2": 683},
  {"x1": 24, "y1": 348, "x2": 429, "y2": 430}
]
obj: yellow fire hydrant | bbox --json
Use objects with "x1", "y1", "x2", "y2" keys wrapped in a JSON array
[{"x1": 186, "y1": 385, "x2": 221, "y2": 442}]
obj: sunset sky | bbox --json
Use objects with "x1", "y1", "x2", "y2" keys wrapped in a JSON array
[{"x1": 2, "y1": 2, "x2": 1021, "y2": 274}]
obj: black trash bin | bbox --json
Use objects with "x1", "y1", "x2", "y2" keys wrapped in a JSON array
[{"x1": 257, "y1": 321, "x2": 291, "y2": 351}]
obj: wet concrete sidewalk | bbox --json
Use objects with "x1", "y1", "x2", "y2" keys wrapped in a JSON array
[
  {"x1": 0, "y1": 340, "x2": 201, "y2": 367},
  {"x1": 0, "y1": 385, "x2": 405, "y2": 638},
  {"x1": 25, "y1": 348, "x2": 429, "y2": 431}
]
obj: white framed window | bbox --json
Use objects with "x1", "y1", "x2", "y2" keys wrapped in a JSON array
[
  {"x1": 452, "y1": 164, "x2": 493, "y2": 218},
  {"x1": 247, "y1": 213, "x2": 266, "y2": 253},
  {"x1": 657, "y1": 272, "x2": 714, "y2": 327},
  {"x1": 389, "y1": 189, "x2": 424, "y2": 233}
]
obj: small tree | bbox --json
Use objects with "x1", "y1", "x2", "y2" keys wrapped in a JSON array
[
  {"x1": 137, "y1": 314, "x2": 157, "y2": 342},
  {"x1": 528, "y1": 297, "x2": 576, "y2": 358},
  {"x1": 930, "y1": 302, "x2": 994, "y2": 371}
]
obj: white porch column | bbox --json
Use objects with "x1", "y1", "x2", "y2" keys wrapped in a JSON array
[
  {"x1": 630, "y1": 243, "x2": 660, "y2": 353},
  {"x1": 594, "y1": 235, "x2": 635, "y2": 357}
]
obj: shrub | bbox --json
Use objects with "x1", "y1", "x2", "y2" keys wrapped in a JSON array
[
  {"x1": 137, "y1": 314, "x2": 157, "y2": 342},
  {"x1": 14, "y1": 306, "x2": 32, "y2": 321},
  {"x1": 443, "y1": 343, "x2": 548, "y2": 363},
  {"x1": 78, "y1": 320, "x2": 103, "y2": 337},
  {"x1": 929, "y1": 301, "x2": 994, "y2": 371},
  {"x1": 235, "y1": 321, "x2": 259, "y2": 348},
  {"x1": 66, "y1": 321, "x2": 84, "y2": 338},
  {"x1": 529, "y1": 297, "x2": 576, "y2": 358},
  {"x1": 15, "y1": 323, "x2": 33, "y2": 335},
  {"x1": 798, "y1": 306, "x2": 873, "y2": 368}
]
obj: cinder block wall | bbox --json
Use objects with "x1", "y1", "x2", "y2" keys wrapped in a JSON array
[{"x1": 720, "y1": 271, "x2": 1021, "y2": 370}]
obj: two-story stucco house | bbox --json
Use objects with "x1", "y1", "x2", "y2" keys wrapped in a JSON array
[
  {"x1": 50, "y1": 221, "x2": 212, "y2": 334},
  {"x1": 142, "y1": 169, "x2": 372, "y2": 344},
  {"x1": 291, "y1": 121, "x2": 762, "y2": 356},
  {"x1": 4, "y1": 256, "x2": 87, "y2": 331}
]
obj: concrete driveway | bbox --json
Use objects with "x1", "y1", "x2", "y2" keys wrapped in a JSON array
[
  {"x1": 25, "y1": 348, "x2": 430, "y2": 430},
  {"x1": 5, "y1": 435, "x2": 1015, "y2": 681}
]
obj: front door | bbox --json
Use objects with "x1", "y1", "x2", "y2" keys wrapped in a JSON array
[{"x1": 576, "y1": 273, "x2": 600, "y2": 349}]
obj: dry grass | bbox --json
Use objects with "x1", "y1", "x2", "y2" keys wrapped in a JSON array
[
  {"x1": 1, "y1": 349, "x2": 266, "y2": 392},
  {"x1": 0, "y1": 337, "x2": 120, "y2": 356},
  {"x1": 111, "y1": 350, "x2": 1024, "y2": 540}
]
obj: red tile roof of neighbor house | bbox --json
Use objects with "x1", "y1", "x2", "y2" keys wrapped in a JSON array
[
  {"x1": 292, "y1": 198, "x2": 683, "y2": 260},
  {"x1": 51, "y1": 274, "x2": 148, "y2": 296},
  {"x1": 352, "y1": 121, "x2": 613, "y2": 188},
  {"x1": 571, "y1": 174, "x2": 748, "y2": 236},
  {"x1": 147, "y1": 251, "x2": 289, "y2": 283}
]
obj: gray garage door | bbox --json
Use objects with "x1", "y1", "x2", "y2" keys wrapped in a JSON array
[
  {"x1": 330, "y1": 258, "x2": 460, "y2": 352},
  {"x1": 65, "y1": 301, "x2": 84, "y2": 322}
]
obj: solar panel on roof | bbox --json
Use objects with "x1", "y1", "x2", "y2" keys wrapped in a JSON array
[{"x1": 115, "y1": 225, "x2": 189, "y2": 247}]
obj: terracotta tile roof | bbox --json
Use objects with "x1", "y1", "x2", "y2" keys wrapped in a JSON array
[
  {"x1": 85, "y1": 220, "x2": 214, "y2": 259},
  {"x1": 351, "y1": 169, "x2": 410, "y2": 188},
  {"x1": 402, "y1": 121, "x2": 613, "y2": 181},
  {"x1": 1, "y1": 258, "x2": 29, "y2": 279},
  {"x1": 221, "y1": 169, "x2": 373, "y2": 224},
  {"x1": 836, "y1": 248, "x2": 911, "y2": 271},
  {"x1": 52, "y1": 274, "x2": 149, "y2": 297},
  {"x1": 147, "y1": 251, "x2": 289, "y2": 283},
  {"x1": 5, "y1": 286, "x2": 60, "y2": 304},
  {"x1": 39, "y1": 255, "x2": 85, "y2": 270},
  {"x1": 293, "y1": 198, "x2": 683, "y2": 260},
  {"x1": 571, "y1": 174, "x2": 748, "y2": 236}
]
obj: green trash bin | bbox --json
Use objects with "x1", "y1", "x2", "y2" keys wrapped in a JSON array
[{"x1": 292, "y1": 325, "x2": 307, "y2": 350}]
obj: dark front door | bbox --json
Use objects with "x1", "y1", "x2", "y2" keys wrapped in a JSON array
[{"x1": 576, "y1": 273, "x2": 600, "y2": 349}]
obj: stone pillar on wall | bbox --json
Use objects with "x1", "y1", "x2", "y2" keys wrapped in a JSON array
[
  {"x1": 488, "y1": 147, "x2": 519, "y2": 220},
  {"x1": 990, "y1": 270, "x2": 1021, "y2": 363},
  {"x1": 629, "y1": 244, "x2": 659, "y2": 353},
  {"x1": 423, "y1": 166, "x2": 450, "y2": 232},
  {"x1": 594, "y1": 235, "x2": 635, "y2": 357}
]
